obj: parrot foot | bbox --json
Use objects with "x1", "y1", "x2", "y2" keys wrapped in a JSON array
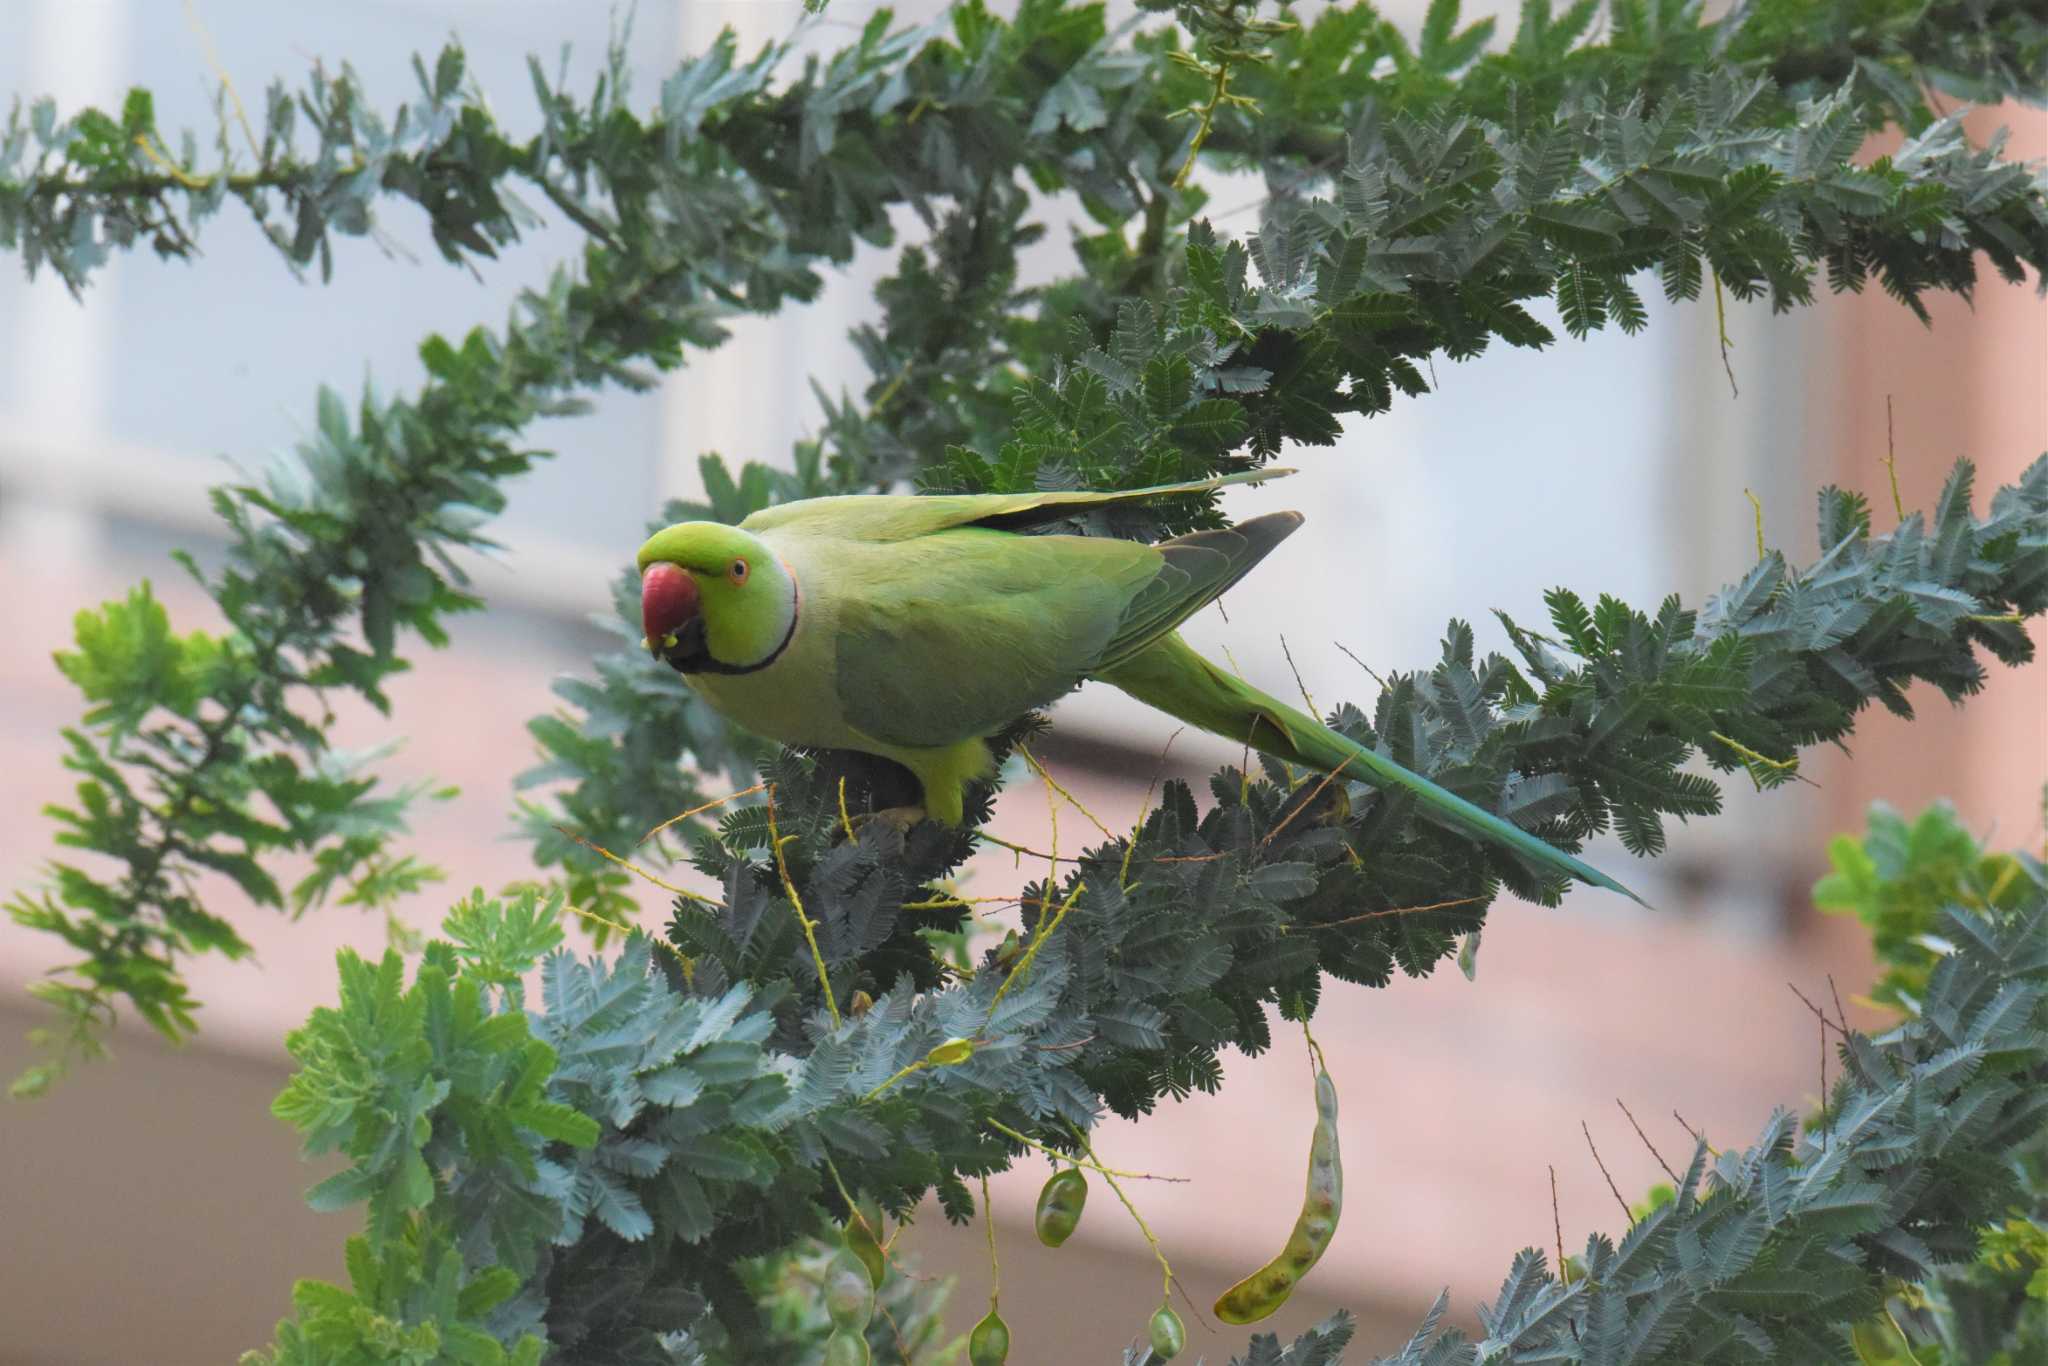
[
  {"x1": 834, "y1": 805, "x2": 928, "y2": 843},
  {"x1": 856, "y1": 805, "x2": 927, "y2": 838}
]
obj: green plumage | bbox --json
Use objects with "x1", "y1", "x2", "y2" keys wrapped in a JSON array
[{"x1": 636, "y1": 472, "x2": 1640, "y2": 902}]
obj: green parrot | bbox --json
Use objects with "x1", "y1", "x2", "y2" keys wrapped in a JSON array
[{"x1": 636, "y1": 472, "x2": 1640, "y2": 902}]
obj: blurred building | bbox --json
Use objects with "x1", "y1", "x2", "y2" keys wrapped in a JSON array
[{"x1": 1, "y1": 2, "x2": 2042, "y2": 1362}]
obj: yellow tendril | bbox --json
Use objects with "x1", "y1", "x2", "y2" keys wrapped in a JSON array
[
  {"x1": 767, "y1": 785, "x2": 840, "y2": 1028},
  {"x1": 984, "y1": 879, "x2": 1085, "y2": 1030}
]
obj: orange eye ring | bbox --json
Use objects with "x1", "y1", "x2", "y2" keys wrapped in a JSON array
[{"x1": 728, "y1": 557, "x2": 749, "y2": 585}]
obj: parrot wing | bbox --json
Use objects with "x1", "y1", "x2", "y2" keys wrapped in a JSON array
[
  {"x1": 828, "y1": 530, "x2": 1162, "y2": 749},
  {"x1": 1091, "y1": 511, "x2": 1304, "y2": 673},
  {"x1": 826, "y1": 511, "x2": 1304, "y2": 750},
  {"x1": 741, "y1": 468, "x2": 1292, "y2": 543}
]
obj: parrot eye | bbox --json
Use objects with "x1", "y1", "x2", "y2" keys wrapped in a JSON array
[{"x1": 728, "y1": 557, "x2": 749, "y2": 584}]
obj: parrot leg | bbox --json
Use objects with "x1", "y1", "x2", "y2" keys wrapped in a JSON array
[
  {"x1": 886, "y1": 736, "x2": 995, "y2": 827},
  {"x1": 859, "y1": 805, "x2": 928, "y2": 836}
]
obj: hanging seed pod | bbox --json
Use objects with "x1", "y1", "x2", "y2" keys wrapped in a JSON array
[
  {"x1": 1147, "y1": 1305, "x2": 1185, "y2": 1360},
  {"x1": 968, "y1": 1306, "x2": 1011, "y2": 1365},
  {"x1": 822, "y1": 1243, "x2": 875, "y2": 1334},
  {"x1": 843, "y1": 1198, "x2": 886, "y2": 1288},
  {"x1": 1213, "y1": 1068, "x2": 1342, "y2": 1324},
  {"x1": 1033, "y1": 1167, "x2": 1089, "y2": 1247},
  {"x1": 822, "y1": 1328, "x2": 870, "y2": 1366}
]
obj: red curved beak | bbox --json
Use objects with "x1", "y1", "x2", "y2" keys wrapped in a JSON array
[{"x1": 641, "y1": 562, "x2": 700, "y2": 653}]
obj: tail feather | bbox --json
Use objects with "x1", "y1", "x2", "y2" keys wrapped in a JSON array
[{"x1": 1098, "y1": 634, "x2": 1645, "y2": 905}]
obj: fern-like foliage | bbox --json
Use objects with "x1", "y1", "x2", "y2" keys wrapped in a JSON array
[
  {"x1": 1375, "y1": 814, "x2": 2048, "y2": 1366},
  {"x1": 4, "y1": 1, "x2": 2046, "y2": 1354},
  {"x1": 8, "y1": 2, "x2": 2047, "y2": 1086},
  {"x1": 249, "y1": 809, "x2": 2047, "y2": 1361}
]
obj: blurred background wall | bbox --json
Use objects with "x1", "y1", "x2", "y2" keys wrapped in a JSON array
[{"x1": 1, "y1": 2, "x2": 2042, "y2": 1362}]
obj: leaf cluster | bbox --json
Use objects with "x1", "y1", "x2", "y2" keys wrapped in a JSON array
[
  {"x1": 249, "y1": 889, "x2": 590, "y2": 1365},
  {"x1": 252, "y1": 811, "x2": 2047, "y2": 1362},
  {"x1": 1377, "y1": 854, "x2": 2048, "y2": 1365},
  {"x1": 2, "y1": 1, "x2": 2046, "y2": 1356},
  {"x1": 1813, "y1": 796, "x2": 2041, "y2": 1013},
  {"x1": 9, "y1": 1, "x2": 2048, "y2": 1087}
]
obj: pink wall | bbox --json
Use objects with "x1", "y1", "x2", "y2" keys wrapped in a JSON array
[{"x1": 1810, "y1": 105, "x2": 2048, "y2": 849}]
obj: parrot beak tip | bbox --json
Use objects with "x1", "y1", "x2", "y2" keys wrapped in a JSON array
[{"x1": 641, "y1": 562, "x2": 701, "y2": 661}]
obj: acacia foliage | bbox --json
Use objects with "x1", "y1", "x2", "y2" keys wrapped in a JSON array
[
  {"x1": 1375, "y1": 805, "x2": 2048, "y2": 1365},
  {"x1": 244, "y1": 804, "x2": 2047, "y2": 1362},
  {"x1": 237, "y1": 458, "x2": 2048, "y2": 1357},
  {"x1": 0, "y1": 0, "x2": 2045, "y2": 1358},
  {"x1": 7, "y1": 1, "x2": 2048, "y2": 1086}
]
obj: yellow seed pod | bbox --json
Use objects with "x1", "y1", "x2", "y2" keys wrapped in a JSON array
[
  {"x1": 1213, "y1": 1068, "x2": 1342, "y2": 1324},
  {"x1": 843, "y1": 1199, "x2": 886, "y2": 1288}
]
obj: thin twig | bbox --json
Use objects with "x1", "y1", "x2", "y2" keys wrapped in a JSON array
[
  {"x1": 1818, "y1": 1009, "x2": 1829, "y2": 1154},
  {"x1": 554, "y1": 825, "x2": 722, "y2": 907},
  {"x1": 1883, "y1": 394, "x2": 1904, "y2": 522},
  {"x1": 1122, "y1": 726, "x2": 1186, "y2": 889},
  {"x1": 1712, "y1": 267, "x2": 1739, "y2": 398},
  {"x1": 1826, "y1": 975, "x2": 1851, "y2": 1035},
  {"x1": 1076, "y1": 1125, "x2": 1178, "y2": 1305},
  {"x1": 864, "y1": 1050, "x2": 952, "y2": 1103},
  {"x1": 823, "y1": 1155, "x2": 928, "y2": 1289},
  {"x1": 1615, "y1": 1099, "x2": 1678, "y2": 1184},
  {"x1": 1582, "y1": 1121, "x2": 1631, "y2": 1223},
  {"x1": 984, "y1": 1119, "x2": 1188, "y2": 1182},
  {"x1": 534, "y1": 174, "x2": 623, "y2": 249},
  {"x1": 183, "y1": 0, "x2": 262, "y2": 163},
  {"x1": 1786, "y1": 982, "x2": 1851, "y2": 1036},
  {"x1": 984, "y1": 879, "x2": 1086, "y2": 1029},
  {"x1": 766, "y1": 785, "x2": 840, "y2": 1028},
  {"x1": 1335, "y1": 640, "x2": 1386, "y2": 688},
  {"x1": 1219, "y1": 642, "x2": 1256, "y2": 801},
  {"x1": 1293, "y1": 895, "x2": 1484, "y2": 932},
  {"x1": 561, "y1": 901, "x2": 695, "y2": 979},
  {"x1": 1550, "y1": 1165, "x2": 1567, "y2": 1281},
  {"x1": 1026, "y1": 1034, "x2": 1096, "y2": 1054},
  {"x1": 976, "y1": 831, "x2": 1061, "y2": 864},
  {"x1": 899, "y1": 893, "x2": 1026, "y2": 912},
  {"x1": 1279, "y1": 634, "x2": 1318, "y2": 715},
  {"x1": 1021, "y1": 746, "x2": 1119, "y2": 844},
  {"x1": 980, "y1": 1173, "x2": 1001, "y2": 1313},
  {"x1": 132, "y1": 134, "x2": 211, "y2": 189},
  {"x1": 636, "y1": 781, "x2": 769, "y2": 847},
  {"x1": 1708, "y1": 730, "x2": 1820, "y2": 790},
  {"x1": 1672, "y1": 1109, "x2": 1716, "y2": 1158},
  {"x1": 1260, "y1": 753, "x2": 1355, "y2": 849}
]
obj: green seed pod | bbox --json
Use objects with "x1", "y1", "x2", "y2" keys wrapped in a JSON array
[
  {"x1": 843, "y1": 1200, "x2": 886, "y2": 1289},
  {"x1": 1213, "y1": 1068, "x2": 1343, "y2": 1325},
  {"x1": 822, "y1": 1328, "x2": 871, "y2": 1366},
  {"x1": 1147, "y1": 1305, "x2": 1185, "y2": 1360},
  {"x1": 1033, "y1": 1167, "x2": 1089, "y2": 1248},
  {"x1": 926, "y1": 1036, "x2": 977, "y2": 1066},
  {"x1": 968, "y1": 1307, "x2": 1011, "y2": 1365},
  {"x1": 822, "y1": 1244, "x2": 875, "y2": 1332}
]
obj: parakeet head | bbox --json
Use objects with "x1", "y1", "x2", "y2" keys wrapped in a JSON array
[{"x1": 635, "y1": 522, "x2": 797, "y2": 674}]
